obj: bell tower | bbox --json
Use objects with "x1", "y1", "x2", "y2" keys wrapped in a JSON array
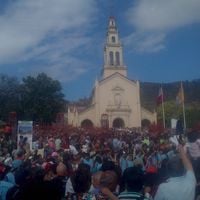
[{"x1": 102, "y1": 17, "x2": 127, "y2": 79}]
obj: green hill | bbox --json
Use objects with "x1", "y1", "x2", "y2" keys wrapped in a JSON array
[{"x1": 140, "y1": 79, "x2": 200, "y2": 111}]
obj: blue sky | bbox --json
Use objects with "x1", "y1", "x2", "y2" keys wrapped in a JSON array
[{"x1": 0, "y1": 0, "x2": 200, "y2": 101}]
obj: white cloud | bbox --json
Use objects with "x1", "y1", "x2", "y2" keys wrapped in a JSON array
[
  {"x1": 0, "y1": 0, "x2": 97, "y2": 81},
  {"x1": 124, "y1": 32, "x2": 166, "y2": 53},
  {"x1": 128, "y1": 0, "x2": 200, "y2": 32},
  {"x1": 126, "y1": 0, "x2": 200, "y2": 53},
  {"x1": 31, "y1": 57, "x2": 90, "y2": 83},
  {"x1": 23, "y1": 34, "x2": 91, "y2": 63}
]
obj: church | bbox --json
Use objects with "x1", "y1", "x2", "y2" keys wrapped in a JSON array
[{"x1": 68, "y1": 17, "x2": 156, "y2": 128}]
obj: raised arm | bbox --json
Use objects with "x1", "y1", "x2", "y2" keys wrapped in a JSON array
[{"x1": 178, "y1": 144, "x2": 193, "y2": 171}]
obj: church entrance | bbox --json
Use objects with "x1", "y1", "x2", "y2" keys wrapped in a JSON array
[
  {"x1": 81, "y1": 119, "x2": 93, "y2": 129},
  {"x1": 112, "y1": 118, "x2": 125, "y2": 128}
]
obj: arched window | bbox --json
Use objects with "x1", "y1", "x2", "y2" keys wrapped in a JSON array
[
  {"x1": 111, "y1": 36, "x2": 116, "y2": 43},
  {"x1": 109, "y1": 51, "x2": 114, "y2": 65},
  {"x1": 116, "y1": 52, "x2": 120, "y2": 65}
]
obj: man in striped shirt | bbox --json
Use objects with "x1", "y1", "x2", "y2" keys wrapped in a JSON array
[{"x1": 118, "y1": 166, "x2": 150, "y2": 200}]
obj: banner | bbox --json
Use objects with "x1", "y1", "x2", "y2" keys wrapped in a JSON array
[
  {"x1": 17, "y1": 121, "x2": 33, "y2": 150},
  {"x1": 176, "y1": 83, "x2": 184, "y2": 105},
  {"x1": 171, "y1": 119, "x2": 177, "y2": 129},
  {"x1": 157, "y1": 87, "x2": 164, "y2": 105}
]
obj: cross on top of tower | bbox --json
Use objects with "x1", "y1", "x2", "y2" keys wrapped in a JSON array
[{"x1": 108, "y1": 16, "x2": 117, "y2": 29}]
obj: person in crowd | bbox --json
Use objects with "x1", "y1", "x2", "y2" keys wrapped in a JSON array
[
  {"x1": 186, "y1": 131, "x2": 200, "y2": 182},
  {"x1": 65, "y1": 163, "x2": 92, "y2": 199},
  {"x1": 90, "y1": 171, "x2": 103, "y2": 195},
  {"x1": 1, "y1": 124, "x2": 200, "y2": 199},
  {"x1": 119, "y1": 152, "x2": 128, "y2": 173},
  {"x1": 0, "y1": 164, "x2": 15, "y2": 200},
  {"x1": 98, "y1": 170, "x2": 119, "y2": 200},
  {"x1": 126, "y1": 154, "x2": 134, "y2": 169},
  {"x1": 154, "y1": 144, "x2": 196, "y2": 200},
  {"x1": 12, "y1": 149, "x2": 25, "y2": 171},
  {"x1": 92, "y1": 155, "x2": 102, "y2": 173},
  {"x1": 82, "y1": 153, "x2": 93, "y2": 172},
  {"x1": 52, "y1": 162, "x2": 69, "y2": 199},
  {"x1": 118, "y1": 166, "x2": 150, "y2": 200},
  {"x1": 55, "y1": 136, "x2": 62, "y2": 151},
  {"x1": 89, "y1": 170, "x2": 119, "y2": 200}
]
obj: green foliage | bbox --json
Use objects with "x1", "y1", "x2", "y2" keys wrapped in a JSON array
[
  {"x1": 0, "y1": 74, "x2": 21, "y2": 120},
  {"x1": 157, "y1": 101, "x2": 200, "y2": 128},
  {"x1": 20, "y1": 73, "x2": 65, "y2": 123},
  {"x1": 140, "y1": 79, "x2": 200, "y2": 110},
  {"x1": 0, "y1": 73, "x2": 66, "y2": 123},
  {"x1": 185, "y1": 104, "x2": 200, "y2": 128},
  {"x1": 141, "y1": 80, "x2": 200, "y2": 128},
  {"x1": 157, "y1": 101, "x2": 182, "y2": 127}
]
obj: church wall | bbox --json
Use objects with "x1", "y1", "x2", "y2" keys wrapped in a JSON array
[
  {"x1": 67, "y1": 17, "x2": 156, "y2": 129},
  {"x1": 103, "y1": 68, "x2": 127, "y2": 79},
  {"x1": 97, "y1": 75, "x2": 142, "y2": 128},
  {"x1": 78, "y1": 106, "x2": 96, "y2": 126},
  {"x1": 67, "y1": 108, "x2": 79, "y2": 127},
  {"x1": 141, "y1": 108, "x2": 157, "y2": 124}
]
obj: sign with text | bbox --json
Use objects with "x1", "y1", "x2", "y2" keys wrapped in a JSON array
[{"x1": 17, "y1": 121, "x2": 33, "y2": 150}]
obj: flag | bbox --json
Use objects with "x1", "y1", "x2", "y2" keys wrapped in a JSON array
[
  {"x1": 156, "y1": 87, "x2": 164, "y2": 105},
  {"x1": 176, "y1": 83, "x2": 184, "y2": 105}
]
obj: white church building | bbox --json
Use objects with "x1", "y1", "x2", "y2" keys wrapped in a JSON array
[{"x1": 68, "y1": 17, "x2": 156, "y2": 128}]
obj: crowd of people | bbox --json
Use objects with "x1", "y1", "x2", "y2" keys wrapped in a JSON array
[{"x1": 0, "y1": 126, "x2": 200, "y2": 200}]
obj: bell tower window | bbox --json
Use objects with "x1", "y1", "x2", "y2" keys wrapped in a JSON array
[
  {"x1": 116, "y1": 52, "x2": 120, "y2": 65},
  {"x1": 111, "y1": 36, "x2": 116, "y2": 43},
  {"x1": 109, "y1": 51, "x2": 114, "y2": 65}
]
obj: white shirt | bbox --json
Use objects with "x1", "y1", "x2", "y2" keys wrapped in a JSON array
[
  {"x1": 55, "y1": 138, "x2": 61, "y2": 151},
  {"x1": 65, "y1": 178, "x2": 74, "y2": 196},
  {"x1": 69, "y1": 145, "x2": 78, "y2": 155},
  {"x1": 154, "y1": 170, "x2": 196, "y2": 200}
]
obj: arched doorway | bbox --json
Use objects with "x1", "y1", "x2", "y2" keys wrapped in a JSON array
[
  {"x1": 141, "y1": 119, "x2": 151, "y2": 128},
  {"x1": 81, "y1": 119, "x2": 93, "y2": 129},
  {"x1": 112, "y1": 118, "x2": 125, "y2": 128}
]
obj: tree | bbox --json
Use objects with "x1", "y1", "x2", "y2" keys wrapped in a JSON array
[
  {"x1": 0, "y1": 74, "x2": 21, "y2": 121},
  {"x1": 20, "y1": 73, "x2": 65, "y2": 123},
  {"x1": 157, "y1": 101, "x2": 200, "y2": 128},
  {"x1": 185, "y1": 104, "x2": 200, "y2": 128},
  {"x1": 157, "y1": 101, "x2": 182, "y2": 128}
]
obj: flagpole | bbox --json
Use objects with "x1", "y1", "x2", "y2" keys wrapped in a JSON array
[
  {"x1": 182, "y1": 101, "x2": 186, "y2": 130},
  {"x1": 181, "y1": 82, "x2": 186, "y2": 131},
  {"x1": 161, "y1": 87, "x2": 166, "y2": 129}
]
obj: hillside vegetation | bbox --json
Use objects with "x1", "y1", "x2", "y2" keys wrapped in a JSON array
[{"x1": 140, "y1": 79, "x2": 200, "y2": 111}]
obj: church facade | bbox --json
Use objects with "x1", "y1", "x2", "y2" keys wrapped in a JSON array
[{"x1": 68, "y1": 17, "x2": 156, "y2": 128}]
